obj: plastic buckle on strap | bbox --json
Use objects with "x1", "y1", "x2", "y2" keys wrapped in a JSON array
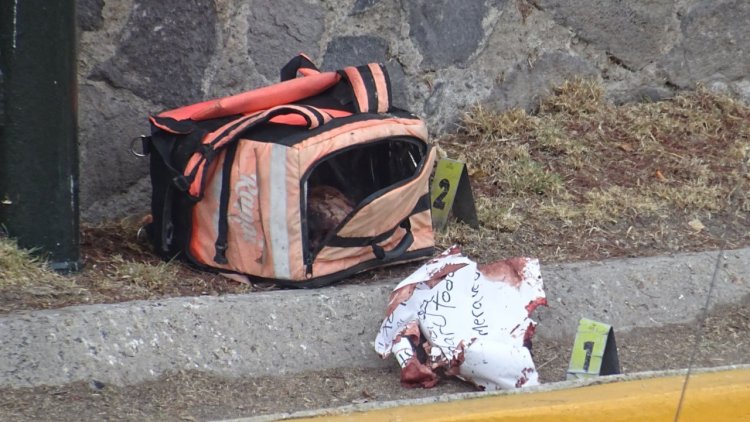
[
  {"x1": 172, "y1": 175, "x2": 190, "y2": 191},
  {"x1": 199, "y1": 144, "x2": 217, "y2": 161},
  {"x1": 214, "y1": 243, "x2": 229, "y2": 264}
]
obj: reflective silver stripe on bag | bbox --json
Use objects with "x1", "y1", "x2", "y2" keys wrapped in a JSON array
[{"x1": 269, "y1": 144, "x2": 291, "y2": 279}]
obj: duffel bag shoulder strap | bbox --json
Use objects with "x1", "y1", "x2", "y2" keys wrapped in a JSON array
[
  {"x1": 150, "y1": 54, "x2": 393, "y2": 128},
  {"x1": 181, "y1": 104, "x2": 333, "y2": 199},
  {"x1": 167, "y1": 73, "x2": 339, "y2": 122},
  {"x1": 339, "y1": 63, "x2": 392, "y2": 114},
  {"x1": 279, "y1": 54, "x2": 393, "y2": 115},
  {"x1": 150, "y1": 61, "x2": 338, "y2": 123}
]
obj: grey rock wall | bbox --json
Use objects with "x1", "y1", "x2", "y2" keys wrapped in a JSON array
[{"x1": 77, "y1": 0, "x2": 750, "y2": 222}]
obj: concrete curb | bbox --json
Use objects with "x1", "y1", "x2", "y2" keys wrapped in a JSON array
[{"x1": 1, "y1": 248, "x2": 748, "y2": 388}]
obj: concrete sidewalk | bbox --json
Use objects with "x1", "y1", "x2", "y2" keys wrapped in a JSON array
[{"x1": 1, "y1": 248, "x2": 748, "y2": 388}]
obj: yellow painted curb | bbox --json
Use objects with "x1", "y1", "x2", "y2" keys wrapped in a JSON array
[{"x1": 295, "y1": 368, "x2": 750, "y2": 421}]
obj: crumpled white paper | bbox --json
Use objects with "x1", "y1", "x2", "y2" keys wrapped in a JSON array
[{"x1": 374, "y1": 246, "x2": 547, "y2": 390}]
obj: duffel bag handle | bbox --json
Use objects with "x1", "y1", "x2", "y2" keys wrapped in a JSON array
[
  {"x1": 181, "y1": 104, "x2": 332, "y2": 199},
  {"x1": 280, "y1": 53, "x2": 321, "y2": 81},
  {"x1": 372, "y1": 219, "x2": 414, "y2": 261},
  {"x1": 205, "y1": 104, "x2": 332, "y2": 154},
  {"x1": 372, "y1": 230, "x2": 413, "y2": 261},
  {"x1": 261, "y1": 104, "x2": 332, "y2": 130}
]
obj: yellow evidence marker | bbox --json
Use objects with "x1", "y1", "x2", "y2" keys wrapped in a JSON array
[
  {"x1": 430, "y1": 158, "x2": 478, "y2": 231},
  {"x1": 567, "y1": 318, "x2": 621, "y2": 380}
]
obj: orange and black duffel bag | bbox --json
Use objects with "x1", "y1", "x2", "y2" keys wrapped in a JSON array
[{"x1": 141, "y1": 55, "x2": 436, "y2": 287}]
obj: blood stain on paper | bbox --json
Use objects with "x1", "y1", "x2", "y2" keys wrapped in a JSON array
[
  {"x1": 525, "y1": 297, "x2": 548, "y2": 314},
  {"x1": 478, "y1": 257, "x2": 528, "y2": 287}
]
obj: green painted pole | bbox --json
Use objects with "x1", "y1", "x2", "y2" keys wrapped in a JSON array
[{"x1": 0, "y1": 0, "x2": 80, "y2": 272}]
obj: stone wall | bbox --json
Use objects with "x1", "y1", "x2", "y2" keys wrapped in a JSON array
[{"x1": 78, "y1": 0, "x2": 750, "y2": 221}]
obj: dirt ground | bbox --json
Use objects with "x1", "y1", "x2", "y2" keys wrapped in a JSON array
[
  {"x1": 1, "y1": 84, "x2": 749, "y2": 421},
  {"x1": 1, "y1": 83, "x2": 748, "y2": 314},
  {"x1": 2, "y1": 83, "x2": 749, "y2": 315},
  {"x1": 1, "y1": 296, "x2": 747, "y2": 422}
]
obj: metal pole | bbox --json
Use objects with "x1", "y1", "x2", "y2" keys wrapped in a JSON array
[{"x1": 0, "y1": 0, "x2": 80, "y2": 272}]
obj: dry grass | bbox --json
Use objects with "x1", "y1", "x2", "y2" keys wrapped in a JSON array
[
  {"x1": 0, "y1": 235, "x2": 91, "y2": 310},
  {"x1": 0, "y1": 236, "x2": 61, "y2": 287},
  {"x1": 96, "y1": 255, "x2": 181, "y2": 296},
  {"x1": 1, "y1": 80, "x2": 748, "y2": 312},
  {"x1": 0, "y1": 220, "x2": 251, "y2": 313},
  {"x1": 436, "y1": 79, "x2": 750, "y2": 263}
]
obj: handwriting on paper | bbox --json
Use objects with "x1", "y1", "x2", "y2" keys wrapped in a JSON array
[{"x1": 375, "y1": 246, "x2": 547, "y2": 390}]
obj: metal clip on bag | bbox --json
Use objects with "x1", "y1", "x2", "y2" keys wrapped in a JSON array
[{"x1": 142, "y1": 55, "x2": 436, "y2": 287}]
